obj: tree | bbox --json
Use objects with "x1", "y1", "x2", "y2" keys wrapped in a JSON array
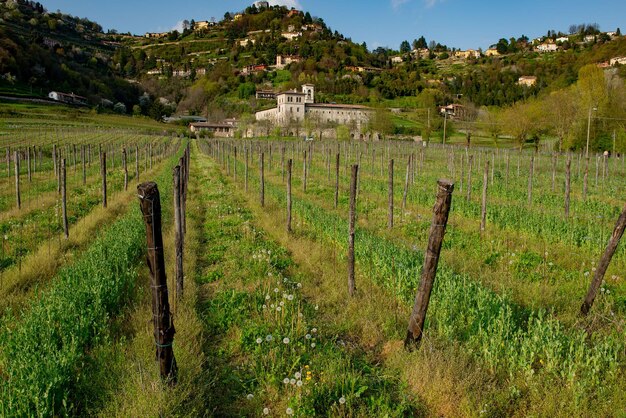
[
  {"x1": 544, "y1": 88, "x2": 579, "y2": 152},
  {"x1": 400, "y1": 40, "x2": 411, "y2": 54},
  {"x1": 496, "y1": 38, "x2": 509, "y2": 54},
  {"x1": 369, "y1": 108, "x2": 393, "y2": 139},
  {"x1": 415, "y1": 36, "x2": 427, "y2": 49}
]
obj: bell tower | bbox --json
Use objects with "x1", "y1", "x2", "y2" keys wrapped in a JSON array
[{"x1": 302, "y1": 84, "x2": 315, "y2": 104}]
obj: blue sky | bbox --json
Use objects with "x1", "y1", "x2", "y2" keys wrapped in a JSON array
[{"x1": 43, "y1": 0, "x2": 625, "y2": 50}]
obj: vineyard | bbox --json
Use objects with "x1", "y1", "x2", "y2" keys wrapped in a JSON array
[{"x1": 1, "y1": 121, "x2": 626, "y2": 416}]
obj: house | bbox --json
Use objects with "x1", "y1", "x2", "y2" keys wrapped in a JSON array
[
  {"x1": 239, "y1": 38, "x2": 256, "y2": 47},
  {"x1": 255, "y1": 84, "x2": 372, "y2": 130},
  {"x1": 391, "y1": 56, "x2": 404, "y2": 65},
  {"x1": 241, "y1": 64, "x2": 267, "y2": 75},
  {"x1": 254, "y1": 1, "x2": 269, "y2": 9},
  {"x1": 146, "y1": 69, "x2": 162, "y2": 75},
  {"x1": 584, "y1": 35, "x2": 596, "y2": 43},
  {"x1": 173, "y1": 69, "x2": 191, "y2": 77},
  {"x1": 610, "y1": 57, "x2": 626, "y2": 66},
  {"x1": 276, "y1": 55, "x2": 302, "y2": 70},
  {"x1": 606, "y1": 31, "x2": 618, "y2": 39},
  {"x1": 411, "y1": 48, "x2": 430, "y2": 59},
  {"x1": 194, "y1": 21, "x2": 215, "y2": 31},
  {"x1": 281, "y1": 32, "x2": 301, "y2": 41},
  {"x1": 287, "y1": 9, "x2": 301, "y2": 17},
  {"x1": 439, "y1": 104, "x2": 467, "y2": 120},
  {"x1": 48, "y1": 91, "x2": 88, "y2": 106},
  {"x1": 517, "y1": 76, "x2": 537, "y2": 87},
  {"x1": 556, "y1": 36, "x2": 569, "y2": 43},
  {"x1": 145, "y1": 32, "x2": 167, "y2": 39},
  {"x1": 485, "y1": 48, "x2": 500, "y2": 57},
  {"x1": 196, "y1": 68, "x2": 207, "y2": 76},
  {"x1": 256, "y1": 90, "x2": 277, "y2": 100},
  {"x1": 536, "y1": 42, "x2": 558, "y2": 52},
  {"x1": 454, "y1": 49, "x2": 481, "y2": 59},
  {"x1": 189, "y1": 122, "x2": 236, "y2": 138},
  {"x1": 234, "y1": 14, "x2": 243, "y2": 21}
]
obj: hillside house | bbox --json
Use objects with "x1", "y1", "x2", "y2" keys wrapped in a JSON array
[
  {"x1": 194, "y1": 21, "x2": 215, "y2": 30},
  {"x1": 256, "y1": 90, "x2": 277, "y2": 100},
  {"x1": 239, "y1": 38, "x2": 256, "y2": 47},
  {"x1": 48, "y1": 91, "x2": 88, "y2": 106},
  {"x1": 391, "y1": 56, "x2": 404, "y2": 65},
  {"x1": 454, "y1": 49, "x2": 481, "y2": 59},
  {"x1": 281, "y1": 32, "x2": 301, "y2": 41},
  {"x1": 189, "y1": 122, "x2": 236, "y2": 137},
  {"x1": 556, "y1": 36, "x2": 569, "y2": 43},
  {"x1": 276, "y1": 55, "x2": 302, "y2": 70},
  {"x1": 536, "y1": 42, "x2": 558, "y2": 52},
  {"x1": 254, "y1": 1, "x2": 269, "y2": 8},
  {"x1": 584, "y1": 35, "x2": 596, "y2": 43},
  {"x1": 610, "y1": 57, "x2": 626, "y2": 66},
  {"x1": 485, "y1": 48, "x2": 500, "y2": 57},
  {"x1": 255, "y1": 84, "x2": 372, "y2": 130},
  {"x1": 241, "y1": 64, "x2": 267, "y2": 75},
  {"x1": 287, "y1": 9, "x2": 302, "y2": 17},
  {"x1": 517, "y1": 76, "x2": 537, "y2": 87},
  {"x1": 439, "y1": 104, "x2": 467, "y2": 120},
  {"x1": 145, "y1": 32, "x2": 167, "y2": 39},
  {"x1": 411, "y1": 48, "x2": 430, "y2": 59}
]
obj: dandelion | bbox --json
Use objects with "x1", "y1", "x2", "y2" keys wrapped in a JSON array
[
  {"x1": 246, "y1": 394, "x2": 254, "y2": 400},
  {"x1": 262, "y1": 305, "x2": 267, "y2": 309},
  {"x1": 311, "y1": 342, "x2": 316, "y2": 348},
  {"x1": 283, "y1": 377, "x2": 290, "y2": 384},
  {"x1": 283, "y1": 337, "x2": 290, "y2": 344},
  {"x1": 268, "y1": 272, "x2": 273, "y2": 277},
  {"x1": 339, "y1": 397, "x2": 346, "y2": 405},
  {"x1": 592, "y1": 267, "x2": 597, "y2": 272},
  {"x1": 314, "y1": 305, "x2": 319, "y2": 311},
  {"x1": 305, "y1": 334, "x2": 311, "y2": 340},
  {"x1": 276, "y1": 306, "x2": 282, "y2": 312},
  {"x1": 265, "y1": 295, "x2": 271, "y2": 300},
  {"x1": 290, "y1": 378, "x2": 296, "y2": 385},
  {"x1": 311, "y1": 328, "x2": 317, "y2": 333},
  {"x1": 548, "y1": 262, "x2": 553, "y2": 266},
  {"x1": 297, "y1": 283, "x2": 302, "y2": 288},
  {"x1": 274, "y1": 288, "x2": 279, "y2": 293},
  {"x1": 286, "y1": 407, "x2": 294, "y2": 415},
  {"x1": 279, "y1": 301, "x2": 285, "y2": 306},
  {"x1": 270, "y1": 304, "x2": 275, "y2": 309},
  {"x1": 263, "y1": 407, "x2": 270, "y2": 415},
  {"x1": 266, "y1": 334, "x2": 273, "y2": 342},
  {"x1": 283, "y1": 277, "x2": 288, "y2": 283},
  {"x1": 584, "y1": 271, "x2": 590, "y2": 277},
  {"x1": 296, "y1": 380, "x2": 303, "y2": 387},
  {"x1": 287, "y1": 294, "x2": 294, "y2": 301},
  {"x1": 295, "y1": 372, "x2": 301, "y2": 379},
  {"x1": 256, "y1": 338, "x2": 263, "y2": 344}
]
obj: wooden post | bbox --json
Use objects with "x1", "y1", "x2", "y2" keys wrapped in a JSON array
[
  {"x1": 260, "y1": 152, "x2": 265, "y2": 207},
  {"x1": 52, "y1": 144, "x2": 57, "y2": 178},
  {"x1": 405, "y1": 180, "x2": 454, "y2": 348},
  {"x1": 287, "y1": 159, "x2": 293, "y2": 233},
  {"x1": 528, "y1": 155, "x2": 534, "y2": 206},
  {"x1": 233, "y1": 146, "x2": 237, "y2": 181},
  {"x1": 388, "y1": 159, "x2": 394, "y2": 229},
  {"x1": 402, "y1": 155, "x2": 410, "y2": 212},
  {"x1": 245, "y1": 146, "x2": 249, "y2": 193},
  {"x1": 481, "y1": 160, "x2": 489, "y2": 232},
  {"x1": 101, "y1": 152, "x2": 107, "y2": 208},
  {"x1": 137, "y1": 182, "x2": 177, "y2": 383},
  {"x1": 14, "y1": 151, "x2": 20, "y2": 210},
  {"x1": 302, "y1": 150, "x2": 307, "y2": 192},
  {"x1": 348, "y1": 164, "x2": 359, "y2": 297},
  {"x1": 551, "y1": 153, "x2": 557, "y2": 192},
  {"x1": 123, "y1": 148, "x2": 128, "y2": 191},
  {"x1": 135, "y1": 145, "x2": 140, "y2": 180},
  {"x1": 6, "y1": 147, "x2": 9, "y2": 178},
  {"x1": 173, "y1": 166, "x2": 183, "y2": 299},
  {"x1": 581, "y1": 203, "x2": 626, "y2": 315},
  {"x1": 82, "y1": 145, "x2": 86, "y2": 185},
  {"x1": 281, "y1": 146, "x2": 285, "y2": 183},
  {"x1": 61, "y1": 159, "x2": 68, "y2": 239},
  {"x1": 583, "y1": 157, "x2": 589, "y2": 200},
  {"x1": 27, "y1": 147, "x2": 31, "y2": 182},
  {"x1": 565, "y1": 153, "x2": 572, "y2": 218},
  {"x1": 466, "y1": 155, "x2": 473, "y2": 201},
  {"x1": 334, "y1": 153, "x2": 340, "y2": 209}
]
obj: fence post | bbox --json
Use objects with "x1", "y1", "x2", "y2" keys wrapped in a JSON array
[
  {"x1": 173, "y1": 166, "x2": 183, "y2": 299},
  {"x1": 348, "y1": 164, "x2": 359, "y2": 296},
  {"x1": 137, "y1": 182, "x2": 177, "y2": 383},
  {"x1": 287, "y1": 159, "x2": 293, "y2": 233},
  {"x1": 14, "y1": 151, "x2": 20, "y2": 210},
  {"x1": 481, "y1": 161, "x2": 489, "y2": 232},
  {"x1": 565, "y1": 153, "x2": 572, "y2": 218},
  {"x1": 260, "y1": 152, "x2": 265, "y2": 207},
  {"x1": 135, "y1": 145, "x2": 140, "y2": 180},
  {"x1": 334, "y1": 153, "x2": 340, "y2": 208},
  {"x1": 388, "y1": 159, "x2": 394, "y2": 229},
  {"x1": 101, "y1": 151, "x2": 107, "y2": 208},
  {"x1": 27, "y1": 146, "x2": 31, "y2": 182},
  {"x1": 405, "y1": 180, "x2": 454, "y2": 348},
  {"x1": 466, "y1": 155, "x2": 473, "y2": 201},
  {"x1": 302, "y1": 150, "x2": 307, "y2": 192},
  {"x1": 528, "y1": 155, "x2": 534, "y2": 206},
  {"x1": 123, "y1": 147, "x2": 128, "y2": 191},
  {"x1": 245, "y1": 146, "x2": 249, "y2": 193},
  {"x1": 402, "y1": 155, "x2": 410, "y2": 213},
  {"x1": 581, "y1": 203, "x2": 626, "y2": 315},
  {"x1": 61, "y1": 158, "x2": 68, "y2": 239}
]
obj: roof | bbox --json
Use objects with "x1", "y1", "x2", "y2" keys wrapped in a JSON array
[
  {"x1": 189, "y1": 122, "x2": 234, "y2": 128},
  {"x1": 307, "y1": 103, "x2": 372, "y2": 110}
]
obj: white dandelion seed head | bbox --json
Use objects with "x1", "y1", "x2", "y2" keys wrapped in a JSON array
[
  {"x1": 283, "y1": 337, "x2": 290, "y2": 344},
  {"x1": 286, "y1": 407, "x2": 294, "y2": 415},
  {"x1": 266, "y1": 334, "x2": 273, "y2": 342},
  {"x1": 265, "y1": 295, "x2": 271, "y2": 300},
  {"x1": 276, "y1": 306, "x2": 282, "y2": 312},
  {"x1": 296, "y1": 380, "x2": 303, "y2": 387},
  {"x1": 288, "y1": 294, "x2": 294, "y2": 301},
  {"x1": 297, "y1": 283, "x2": 302, "y2": 288},
  {"x1": 263, "y1": 407, "x2": 270, "y2": 415},
  {"x1": 274, "y1": 288, "x2": 279, "y2": 293},
  {"x1": 283, "y1": 377, "x2": 290, "y2": 384},
  {"x1": 305, "y1": 334, "x2": 311, "y2": 339},
  {"x1": 311, "y1": 342, "x2": 316, "y2": 348},
  {"x1": 280, "y1": 301, "x2": 285, "y2": 306},
  {"x1": 311, "y1": 328, "x2": 317, "y2": 333},
  {"x1": 262, "y1": 305, "x2": 267, "y2": 309},
  {"x1": 256, "y1": 337, "x2": 263, "y2": 344},
  {"x1": 339, "y1": 396, "x2": 346, "y2": 404},
  {"x1": 290, "y1": 378, "x2": 296, "y2": 385},
  {"x1": 246, "y1": 393, "x2": 254, "y2": 400},
  {"x1": 294, "y1": 372, "x2": 301, "y2": 379}
]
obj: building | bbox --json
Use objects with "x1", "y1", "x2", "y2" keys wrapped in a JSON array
[
  {"x1": 439, "y1": 104, "x2": 467, "y2": 120},
  {"x1": 194, "y1": 21, "x2": 215, "y2": 31},
  {"x1": 454, "y1": 49, "x2": 481, "y2": 59},
  {"x1": 584, "y1": 35, "x2": 596, "y2": 43},
  {"x1": 241, "y1": 64, "x2": 267, "y2": 75},
  {"x1": 556, "y1": 36, "x2": 569, "y2": 43},
  {"x1": 276, "y1": 55, "x2": 302, "y2": 70},
  {"x1": 517, "y1": 76, "x2": 537, "y2": 87},
  {"x1": 234, "y1": 14, "x2": 243, "y2": 21},
  {"x1": 287, "y1": 9, "x2": 301, "y2": 17},
  {"x1": 254, "y1": 1, "x2": 269, "y2": 9},
  {"x1": 610, "y1": 57, "x2": 626, "y2": 66},
  {"x1": 485, "y1": 48, "x2": 500, "y2": 57},
  {"x1": 391, "y1": 56, "x2": 404, "y2": 65},
  {"x1": 189, "y1": 122, "x2": 236, "y2": 137},
  {"x1": 281, "y1": 32, "x2": 301, "y2": 41},
  {"x1": 48, "y1": 91, "x2": 88, "y2": 106},
  {"x1": 145, "y1": 32, "x2": 167, "y2": 39},
  {"x1": 256, "y1": 90, "x2": 277, "y2": 100},
  {"x1": 239, "y1": 38, "x2": 256, "y2": 47},
  {"x1": 255, "y1": 84, "x2": 372, "y2": 130},
  {"x1": 536, "y1": 42, "x2": 558, "y2": 52}
]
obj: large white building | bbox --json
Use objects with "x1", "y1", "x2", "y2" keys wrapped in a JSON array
[{"x1": 255, "y1": 84, "x2": 372, "y2": 130}]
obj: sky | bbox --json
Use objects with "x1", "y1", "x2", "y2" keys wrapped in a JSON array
[{"x1": 42, "y1": 0, "x2": 625, "y2": 50}]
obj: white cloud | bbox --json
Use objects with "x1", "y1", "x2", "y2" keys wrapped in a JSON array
[
  {"x1": 268, "y1": 0, "x2": 302, "y2": 9},
  {"x1": 391, "y1": 0, "x2": 410, "y2": 10},
  {"x1": 424, "y1": 0, "x2": 444, "y2": 8},
  {"x1": 171, "y1": 20, "x2": 184, "y2": 32}
]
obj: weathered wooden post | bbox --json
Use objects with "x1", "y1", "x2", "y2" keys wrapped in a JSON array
[
  {"x1": 551, "y1": 153, "x2": 557, "y2": 192},
  {"x1": 583, "y1": 156, "x2": 590, "y2": 200},
  {"x1": 173, "y1": 166, "x2": 183, "y2": 299},
  {"x1": 82, "y1": 145, "x2": 86, "y2": 185},
  {"x1": 27, "y1": 146, "x2": 31, "y2": 182},
  {"x1": 481, "y1": 161, "x2": 489, "y2": 232},
  {"x1": 123, "y1": 148, "x2": 128, "y2": 191},
  {"x1": 137, "y1": 182, "x2": 177, "y2": 383},
  {"x1": 348, "y1": 164, "x2": 359, "y2": 296},
  {"x1": 61, "y1": 159, "x2": 68, "y2": 239},
  {"x1": 287, "y1": 159, "x2": 293, "y2": 233},
  {"x1": 528, "y1": 155, "x2": 534, "y2": 206},
  {"x1": 466, "y1": 155, "x2": 473, "y2": 201},
  {"x1": 565, "y1": 153, "x2": 572, "y2": 218},
  {"x1": 260, "y1": 152, "x2": 265, "y2": 207},
  {"x1": 52, "y1": 144, "x2": 57, "y2": 179},
  {"x1": 6, "y1": 147, "x2": 9, "y2": 178},
  {"x1": 233, "y1": 146, "x2": 237, "y2": 182},
  {"x1": 402, "y1": 155, "x2": 410, "y2": 212},
  {"x1": 405, "y1": 179, "x2": 454, "y2": 348},
  {"x1": 581, "y1": 203, "x2": 626, "y2": 315},
  {"x1": 135, "y1": 145, "x2": 140, "y2": 181},
  {"x1": 334, "y1": 153, "x2": 340, "y2": 209},
  {"x1": 245, "y1": 146, "x2": 249, "y2": 193},
  {"x1": 14, "y1": 151, "x2": 20, "y2": 210},
  {"x1": 101, "y1": 151, "x2": 107, "y2": 208},
  {"x1": 302, "y1": 150, "x2": 307, "y2": 192},
  {"x1": 388, "y1": 159, "x2": 394, "y2": 229}
]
